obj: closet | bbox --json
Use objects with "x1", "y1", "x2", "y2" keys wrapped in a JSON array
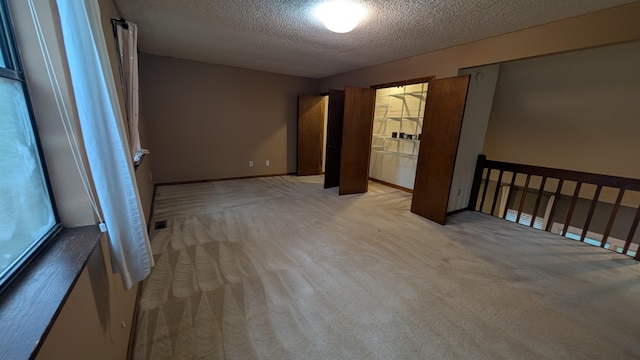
[
  {"x1": 339, "y1": 87, "x2": 375, "y2": 195},
  {"x1": 297, "y1": 95, "x2": 326, "y2": 176},
  {"x1": 297, "y1": 75, "x2": 470, "y2": 225},
  {"x1": 297, "y1": 87, "x2": 375, "y2": 194},
  {"x1": 411, "y1": 75, "x2": 470, "y2": 224},
  {"x1": 370, "y1": 78, "x2": 431, "y2": 190}
]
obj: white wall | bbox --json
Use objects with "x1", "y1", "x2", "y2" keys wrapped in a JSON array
[
  {"x1": 448, "y1": 64, "x2": 500, "y2": 212},
  {"x1": 370, "y1": 83, "x2": 427, "y2": 189}
]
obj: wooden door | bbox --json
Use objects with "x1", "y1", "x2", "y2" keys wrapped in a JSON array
[
  {"x1": 411, "y1": 75, "x2": 470, "y2": 224},
  {"x1": 324, "y1": 89, "x2": 345, "y2": 189},
  {"x1": 297, "y1": 95, "x2": 326, "y2": 176},
  {"x1": 339, "y1": 86, "x2": 376, "y2": 195}
]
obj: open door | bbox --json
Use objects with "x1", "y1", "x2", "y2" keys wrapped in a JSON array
[
  {"x1": 339, "y1": 86, "x2": 376, "y2": 195},
  {"x1": 297, "y1": 95, "x2": 326, "y2": 176},
  {"x1": 411, "y1": 75, "x2": 470, "y2": 224},
  {"x1": 324, "y1": 89, "x2": 345, "y2": 189}
]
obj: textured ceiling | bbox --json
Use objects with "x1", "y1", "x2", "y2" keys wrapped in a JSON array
[{"x1": 113, "y1": 0, "x2": 635, "y2": 79}]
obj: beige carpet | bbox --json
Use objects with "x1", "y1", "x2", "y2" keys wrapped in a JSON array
[{"x1": 133, "y1": 175, "x2": 640, "y2": 359}]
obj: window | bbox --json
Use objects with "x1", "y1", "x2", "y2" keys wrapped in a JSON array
[
  {"x1": 505, "y1": 209, "x2": 544, "y2": 229},
  {"x1": 551, "y1": 223, "x2": 638, "y2": 257},
  {"x1": 0, "y1": 0, "x2": 58, "y2": 289}
]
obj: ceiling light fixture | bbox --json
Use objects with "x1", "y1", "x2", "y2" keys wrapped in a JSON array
[{"x1": 315, "y1": 1, "x2": 367, "y2": 33}]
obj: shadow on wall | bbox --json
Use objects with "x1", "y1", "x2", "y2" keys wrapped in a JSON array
[{"x1": 86, "y1": 240, "x2": 112, "y2": 334}]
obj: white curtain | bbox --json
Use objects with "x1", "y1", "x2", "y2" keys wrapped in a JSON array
[
  {"x1": 115, "y1": 21, "x2": 143, "y2": 159},
  {"x1": 56, "y1": 0, "x2": 153, "y2": 289}
]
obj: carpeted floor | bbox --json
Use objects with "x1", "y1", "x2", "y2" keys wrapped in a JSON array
[{"x1": 133, "y1": 175, "x2": 640, "y2": 359}]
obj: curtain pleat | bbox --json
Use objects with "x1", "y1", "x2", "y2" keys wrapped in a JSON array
[
  {"x1": 116, "y1": 22, "x2": 142, "y2": 157},
  {"x1": 56, "y1": 0, "x2": 153, "y2": 289}
]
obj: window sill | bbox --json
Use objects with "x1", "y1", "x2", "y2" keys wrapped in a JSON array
[{"x1": 0, "y1": 225, "x2": 102, "y2": 359}]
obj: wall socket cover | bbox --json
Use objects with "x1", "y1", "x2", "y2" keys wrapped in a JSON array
[
  {"x1": 249, "y1": 161, "x2": 254, "y2": 167},
  {"x1": 266, "y1": 160, "x2": 270, "y2": 166}
]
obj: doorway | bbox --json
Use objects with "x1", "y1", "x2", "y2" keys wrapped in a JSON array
[{"x1": 370, "y1": 78, "x2": 431, "y2": 191}]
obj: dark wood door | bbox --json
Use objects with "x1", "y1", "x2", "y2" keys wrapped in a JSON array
[
  {"x1": 297, "y1": 95, "x2": 326, "y2": 176},
  {"x1": 411, "y1": 75, "x2": 470, "y2": 224},
  {"x1": 339, "y1": 86, "x2": 376, "y2": 195},
  {"x1": 324, "y1": 89, "x2": 345, "y2": 189}
]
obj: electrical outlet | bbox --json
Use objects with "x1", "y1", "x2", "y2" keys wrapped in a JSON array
[
  {"x1": 249, "y1": 161, "x2": 254, "y2": 167},
  {"x1": 266, "y1": 160, "x2": 270, "y2": 166}
]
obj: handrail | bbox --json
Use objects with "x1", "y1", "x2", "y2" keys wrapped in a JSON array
[
  {"x1": 469, "y1": 154, "x2": 640, "y2": 260},
  {"x1": 472, "y1": 156, "x2": 640, "y2": 193}
]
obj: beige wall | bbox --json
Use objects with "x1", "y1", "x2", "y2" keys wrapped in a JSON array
[
  {"x1": 36, "y1": 237, "x2": 138, "y2": 360},
  {"x1": 318, "y1": 2, "x2": 640, "y2": 91},
  {"x1": 317, "y1": 2, "x2": 640, "y2": 213},
  {"x1": 9, "y1": 0, "x2": 142, "y2": 358},
  {"x1": 135, "y1": 116, "x2": 154, "y2": 219},
  {"x1": 483, "y1": 41, "x2": 640, "y2": 179},
  {"x1": 139, "y1": 54, "x2": 317, "y2": 184}
]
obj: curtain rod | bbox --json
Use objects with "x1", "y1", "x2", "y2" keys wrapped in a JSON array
[{"x1": 111, "y1": 17, "x2": 129, "y2": 30}]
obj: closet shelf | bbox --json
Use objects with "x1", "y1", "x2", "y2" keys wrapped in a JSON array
[
  {"x1": 406, "y1": 91, "x2": 427, "y2": 100},
  {"x1": 372, "y1": 150, "x2": 418, "y2": 158},
  {"x1": 386, "y1": 116, "x2": 422, "y2": 122},
  {"x1": 379, "y1": 91, "x2": 427, "y2": 100},
  {"x1": 373, "y1": 134, "x2": 420, "y2": 142},
  {"x1": 370, "y1": 81, "x2": 429, "y2": 189},
  {"x1": 387, "y1": 137, "x2": 420, "y2": 143}
]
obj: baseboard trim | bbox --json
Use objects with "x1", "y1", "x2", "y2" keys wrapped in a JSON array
[
  {"x1": 368, "y1": 177, "x2": 413, "y2": 193},
  {"x1": 155, "y1": 173, "x2": 297, "y2": 187},
  {"x1": 126, "y1": 281, "x2": 144, "y2": 360},
  {"x1": 146, "y1": 184, "x2": 158, "y2": 233},
  {"x1": 446, "y1": 208, "x2": 470, "y2": 216}
]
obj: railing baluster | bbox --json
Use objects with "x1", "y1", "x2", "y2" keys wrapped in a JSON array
[
  {"x1": 602, "y1": 189, "x2": 625, "y2": 245},
  {"x1": 479, "y1": 169, "x2": 492, "y2": 213},
  {"x1": 580, "y1": 185, "x2": 602, "y2": 244},
  {"x1": 503, "y1": 172, "x2": 517, "y2": 219},
  {"x1": 490, "y1": 170, "x2": 504, "y2": 216},
  {"x1": 515, "y1": 174, "x2": 531, "y2": 224},
  {"x1": 468, "y1": 156, "x2": 640, "y2": 259},
  {"x1": 562, "y1": 182, "x2": 582, "y2": 237},
  {"x1": 545, "y1": 179, "x2": 564, "y2": 232},
  {"x1": 468, "y1": 154, "x2": 487, "y2": 211},
  {"x1": 624, "y1": 204, "x2": 640, "y2": 257},
  {"x1": 530, "y1": 176, "x2": 547, "y2": 228}
]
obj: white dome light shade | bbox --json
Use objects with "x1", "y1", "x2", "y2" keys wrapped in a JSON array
[{"x1": 315, "y1": 2, "x2": 367, "y2": 33}]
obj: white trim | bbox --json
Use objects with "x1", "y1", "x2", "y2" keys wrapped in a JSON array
[
  {"x1": 498, "y1": 185, "x2": 510, "y2": 217},
  {"x1": 541, "y1": 194, "x2": 554, "y2": 230},
  {"x1": 505, "y1": 209, "x2": 544, "y2": 229},
  {"x1": 550, "y1": 223, "x2": 638, "y2": 255}
]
